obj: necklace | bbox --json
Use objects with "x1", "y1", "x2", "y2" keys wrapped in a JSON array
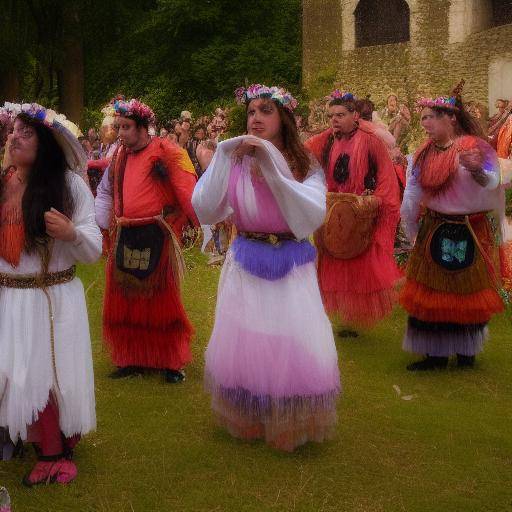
[{"x1": 434, "y1": 140, "x2": 454, "y2": 151}]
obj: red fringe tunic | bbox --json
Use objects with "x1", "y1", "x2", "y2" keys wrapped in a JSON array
[
  {"x1": 103, "y1": 138, "x2": 198, "y2": 370},
  {"x1": 306, "y1": 127, "x2": 401, "y2": 328}
]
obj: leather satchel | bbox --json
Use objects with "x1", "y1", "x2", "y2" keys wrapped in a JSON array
[{"x1": 315, "y1": 192, "x2": 380, "y2": 259}]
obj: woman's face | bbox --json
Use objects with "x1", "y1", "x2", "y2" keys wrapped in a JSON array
[
  {"x1": 9, "y1": 118, "x2": 39, "y2": 168},
  {"x1": 420, "y1": 107, "x2": 454, "y2": 141},
  {"x1": 246, "y1": 99, "x2": 282, "y2": 143}
]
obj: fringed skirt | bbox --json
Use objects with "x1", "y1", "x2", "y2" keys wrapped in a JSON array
[
  {"x1": 400, "y1": 210, "x2": 504, "y2": 357},
  {"x1": 317, "y1": 240, "x2": 401, "y2": 329},
  {"x1": 205, "y1": 236, "x2": 340, "y2": 451},
  {"x1": 103, "y1": 225, "x2": 193, "y2": 370}
]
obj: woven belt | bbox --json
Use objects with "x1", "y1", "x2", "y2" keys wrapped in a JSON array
[
  {"x1": 239, "y1": 231, "x2": 299, "y2": 245},
  {"x1": 427, "y1": 209, "x2": 489, "y2": 223},
  {"x1": 0, "y1": 266, "x2": 76, "y2": 289}
]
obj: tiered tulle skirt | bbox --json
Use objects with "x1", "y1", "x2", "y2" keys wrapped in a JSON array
[{"x1": 205, "y1": 237, "x2": 340, "y2": 451}]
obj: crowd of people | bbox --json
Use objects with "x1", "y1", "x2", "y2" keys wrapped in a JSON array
[{"x1": 0, "y1": 81, "x2": 511, "y2": 490}]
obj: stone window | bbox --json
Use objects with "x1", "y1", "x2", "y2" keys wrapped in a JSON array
[
  {"x1": 354, "y1": 0, "x2": 410, "y2": 48},
  {"x1": 491, "y1": 0, "x2": 512, "y2": 27}
]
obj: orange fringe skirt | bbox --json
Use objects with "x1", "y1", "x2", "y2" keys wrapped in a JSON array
[{"x1": 400, "y1": 210, "x2": 503, "y2": 356}]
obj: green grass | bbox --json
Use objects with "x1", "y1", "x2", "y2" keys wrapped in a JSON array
[{"x1": 1, "y1": 248, "x2": 512, "y2": 511}]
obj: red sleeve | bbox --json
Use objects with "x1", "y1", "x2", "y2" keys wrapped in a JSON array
[{"x1": 160, "y1": 140, "x2": 200, "y2": 227}]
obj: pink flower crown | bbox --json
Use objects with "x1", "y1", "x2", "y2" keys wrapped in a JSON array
[
  {"x1": 113, "y1": 99, "x2": 155, "y2": 123},
  {"x1": 328, "y1": 89, "x2": 356, "y2": 102},
  {"x1": 235, "y1": 84, "x2": 298, "y2": 112},
  {"x1": 416, "y1": 96, "x2": 458, "y2": 112}
]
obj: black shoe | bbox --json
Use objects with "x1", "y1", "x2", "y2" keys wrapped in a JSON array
[
  {"x1": 339, "y1": 329, "x2": 359, "y2": 338},
  {"x1": 406, "y1": 356, "x2": 448, "y2": 371},
  {"x1": 108, "y1": 366, "x2": 144, "y2": 379},
  {"x1": 13, "y1": 439, "x2": 25, "y2": 458},
  {"x1": 456, "y1": 354, "x2": 475, "y2": 368},
  {"x1": 164, "y1": 369, "x2": 185, "y2": 384}
]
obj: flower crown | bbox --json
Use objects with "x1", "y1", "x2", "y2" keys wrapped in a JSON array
[
  {"x1": 113, "y1": 99, "x2": 155, "y2": 123},
  {"x1": 3, "y1": 102, "x2": 47, "y2": 123},
  {"x1": 1, "y1": 102, "x2": 82, "y2": 137},
  {"x1": 328, "y1": 89, "x2": 356, "y2": 102},
  {"x1": 235, "y1": 84, "x2": 298, "y2": 112},
  {"x1": 416, "y1": 96, "x2": 458, "y2": 112}
]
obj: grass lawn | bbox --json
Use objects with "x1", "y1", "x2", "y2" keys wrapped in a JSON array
[{"x1": 1, "y1": 248, "x2": 511, "y2": 511}]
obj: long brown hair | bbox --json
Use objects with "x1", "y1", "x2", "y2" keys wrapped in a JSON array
[{"x1": 246, "y1": 99, "x2": 312, "y2": 181}]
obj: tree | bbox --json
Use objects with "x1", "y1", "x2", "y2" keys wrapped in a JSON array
[{"x1": 1, "y1": 0, "x2": 302, "y2": 126}]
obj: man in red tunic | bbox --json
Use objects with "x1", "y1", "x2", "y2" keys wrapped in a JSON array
[
  {"x1": 95, "y1": 99, "x2": 198, "y2": 382},
  {"x1": 305, "y1": 91, "x2": 401, "y2": 336}
]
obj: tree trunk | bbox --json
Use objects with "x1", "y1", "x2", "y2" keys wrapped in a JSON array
[
  {"x1": 0, "y1": 67, "x2": 20, "y2": 101},
  {"x1": 58, "y1": 1, "x2": 84, "y2": 124}
]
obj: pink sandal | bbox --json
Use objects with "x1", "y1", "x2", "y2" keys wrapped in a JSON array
[{"x1": 22, "y1": 459, "x2": 77, "y2": 487}]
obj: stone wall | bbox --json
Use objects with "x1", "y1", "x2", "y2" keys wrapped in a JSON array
[
  {"x1": 303, "y1": 0, "x2": 512, "y2": 111},
  {"x1": 302, "y1": 0, "x2": 343, "y2": 88}
]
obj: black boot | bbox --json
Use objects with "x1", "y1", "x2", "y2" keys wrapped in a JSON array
[
  {"x1": 407, "y1": 356, "x2": 448, "y2": 371},
  {"x1": 456, "y1": 354, "x2": 475, "y2": 368},
  {"x1": 108, "y1": 366, "x2": 144, "y2": 379},
  {"x1": 164, "y1": 369, "x2": 185, "y2": 384},
  {"x1": 338, "y1": 329, "x2": 359, "y2": 338}
]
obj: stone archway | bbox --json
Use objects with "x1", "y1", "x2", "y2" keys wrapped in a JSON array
[{"x1": 341, "y1": 0, "x2": 417, "y2": 51}]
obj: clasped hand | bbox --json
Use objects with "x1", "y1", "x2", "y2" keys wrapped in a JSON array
[
  {"x1": 44, "y1": 208, "x2": 77, "y2": 242},
  {"x1": 233, "y1": 139, "x2": 264, "y2": 162}
]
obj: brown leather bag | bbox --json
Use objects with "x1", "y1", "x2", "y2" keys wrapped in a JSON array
[{"x1": 315, "y1": 192, "x2": 380, "y2": 259}]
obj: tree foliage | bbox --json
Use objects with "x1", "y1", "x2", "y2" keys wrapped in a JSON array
[
  {"x1": 0, "y1": 0, "x2": 302, "y2": 125},
  {"x1": 84, "y1": 0, "x2": 302, "y2": 122}
]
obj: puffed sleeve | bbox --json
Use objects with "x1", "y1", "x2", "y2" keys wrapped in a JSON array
[
  {"x1": 68, "y1": 173, "x2": 103, "y2": 263},
  {"x1": 94, "y1": 166, "x2": 113, "y2": 230}
]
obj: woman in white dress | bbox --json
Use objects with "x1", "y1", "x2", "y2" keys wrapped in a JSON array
[
  {"x1": 193, "y1": 85, "x2": 340, "y2": 451},
  {"x1": 0, "y1": 103, "x2": 102, "y2": 485}
]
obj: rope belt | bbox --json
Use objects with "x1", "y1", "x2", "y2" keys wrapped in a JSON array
[{"x1": 0, "y1": 265, "x2": 76, "y2": 393}]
